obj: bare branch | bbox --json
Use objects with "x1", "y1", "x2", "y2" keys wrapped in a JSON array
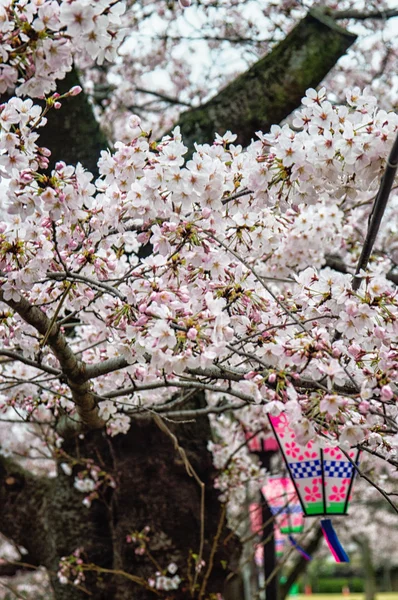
[
  {"x1": 47, "y1": 271, "x2": 127, "y2": 301},
  {"x1": 135, "y1": 87, "x2": 193, "y2": 108},
  {"x1": 332, "y1": 7, "x2": 398, "y2": 21},
  {"x1": 324, "y1": 254, "x2": 398, "y2": 286},
  {"x1": 340, "y1": 447, "x2": 398, "y2": 514},
  {"x1": 84, "y1": 356, "x2": 129, "y2": 380},
  {"x1": 0, "y1": 349, "x2": 61, "y2": 376}
]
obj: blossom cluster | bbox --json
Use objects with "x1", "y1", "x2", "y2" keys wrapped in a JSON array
[
  {"x1": 0, "y1": 0, "x2": 125, "y2": 97},
  {"x1": 57, "y1": 548, "x2": 85, "y2": 587},
  {"x1": 1, "y1": 87, "x2": 398, "y2": 460}
]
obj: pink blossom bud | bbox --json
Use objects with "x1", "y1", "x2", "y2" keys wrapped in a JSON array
[
  {"x1": 20, "y1": 171, "x2": 33, "y2": 183},
  {"x1": 268, "y1": 373, "x2": 277, "y2": 384},
  {"x1": 187, "y1": 327, "x2": 197, "y2": 340},
  {"x1": 137, "y1": 232, "x2": 150, "y2": 243},
  {"x1": 39, "y1": 158, "x2": 49, "y2": 169},
  {"x1": 202, "y1": 207, "x2": 211, "y2": 219},
  {"x1": 39, "y1": 147, "x2": 52, "y2": 157},
  {"x1": 135, "y1": 367, "x2": 146, "y2": 380},
  {"x1": 359, "y1": 400, "x2": 370, "y2": 414},
  {"x1": 244, "y1": 371, "x2": 257, "y2": 380},
  {"x1": 69, "y1": 86, "x2": 82, "y2": 96},
  {"x1": 178, "y1": 0, "x2": 191, "y2": 6},
  {"x1": 381, "y1": 385, "x2": 394, "y2": 401},
  {"x1": 135, "y1": 316, "x2": 148, "y2": 326},
  {"x1": 54, "y1": 102, "x2": 62, "y2": 109},
  {"x1": 348, "y1": 344, "x2": 361, "y2": 359}
]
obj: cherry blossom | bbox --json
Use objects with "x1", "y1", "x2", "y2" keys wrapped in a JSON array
[{"x1": 304, "y1": 480, "x2": 322, "y2": 503}]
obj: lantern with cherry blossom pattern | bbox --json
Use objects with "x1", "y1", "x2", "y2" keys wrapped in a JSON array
[
  {"x1": 268, "y1": 413, "x2": 360, "y2": 562},
  {"x1": 261, "y1": 476, "x2": 304, "y2": 534}
]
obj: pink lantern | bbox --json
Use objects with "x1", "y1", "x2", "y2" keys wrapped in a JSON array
[
  {"x1": 245, "y1": 429, "x2": 279, "y2": 453},
  {"x1": 249, "y1": 503, "x2": 286, "y2": 560},
  {"x1": 249, "y1": 502, "x2": 263, "y2": 536},
  {"x1": 269, "y1": 413, "x2": 360, "y2": 562},
  {"x1": 261, "y1": 476, "x2": 304, "y2": 534}
]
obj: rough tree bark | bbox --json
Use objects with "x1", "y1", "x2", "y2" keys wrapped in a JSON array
[
  {"x1": 1, "y1": 411, "x2": 240, "y2": 599},
  {"x1": 173, "y1": 9, "x2": 357, "y2": 151},
  {"x1": 354, "y1": 535, "x2": 377, "y2": 600},
  {"x1": 41, "y1": 70, "x2": 109, "y2": 175},
  {"x1": 0, "y1": 9, "x2": 359, "y2": 599}
]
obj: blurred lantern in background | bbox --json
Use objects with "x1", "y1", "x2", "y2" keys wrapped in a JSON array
[
  {"x1": 249, "y1": 503, "x2": 286, "y2": 564},
  {"x1": 245, "y1": 429, "x2": 279, "y2": 453},
  {"x1": 261, "y1": 476, "x2": 304, "y2": 534},
  {"x1": 268, "y1": 413, "x2": 360, "y2": 562}
]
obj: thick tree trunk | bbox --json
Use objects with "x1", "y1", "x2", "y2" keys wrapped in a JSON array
[
  {"x1": 173, "y1": 9, "x2": 357, "y2": 151},
  {"x1": 356, "y1": 536, "x2": 376, "y2": 600},
  {"x1": 36, "y1": 69, "x2": 109, "y2": 175},
  {"x1": 0, "y1": 410, "x2": 240, "y2": 600},
  {"x1": 0, "y1": 68, "x2": 108, "y2": 176}
]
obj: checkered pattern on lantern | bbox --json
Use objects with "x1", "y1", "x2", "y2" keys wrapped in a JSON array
[
  {"x1": 270, "y1": 504, "x2": 302, "y2": 516},
  {"x1": 324, "y1": 460, "x2": 354, "y2": 479},
  {"x1": 288, "y1": 460, "x2": 322, "y2": 479}
]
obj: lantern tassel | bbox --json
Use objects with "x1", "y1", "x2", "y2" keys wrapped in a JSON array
[
  {"x1": 320, "y1": 519, "x2": 349, "y2": 563},
  {"x1": 288, "y1": 535, "x2": 312, "y2": 560}
]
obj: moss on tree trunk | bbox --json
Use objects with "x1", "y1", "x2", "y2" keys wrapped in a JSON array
[{"x1": 173, "y1": 9, "x2": 357, "y2": 151}]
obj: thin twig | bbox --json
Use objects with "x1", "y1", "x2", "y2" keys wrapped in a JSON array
[
  {"x1": 340, "y1": 447, "x2": 398, "y2": 514},
  {"x1": 152, "y1": 414, "x2": 205, "y2": 595},
  {"x1": 198, "y1": 504, "x2": 226, "y2": 600}
]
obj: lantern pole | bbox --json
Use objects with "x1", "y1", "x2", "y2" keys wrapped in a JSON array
[{"x1": 259, "y1": 450, "x2": 278, "y2": 600}]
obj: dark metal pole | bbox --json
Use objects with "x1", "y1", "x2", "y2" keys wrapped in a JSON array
[{"x1": 259, "y1": 450, "x2": 278, "y2": 600}]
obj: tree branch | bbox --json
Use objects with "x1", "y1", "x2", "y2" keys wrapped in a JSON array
[
  {"x1": 0, "y1": 349, "x2": 61, "y2": 376},
  {"x1": 340, "y1": 448, "x2": 398, "y2": 514},
  {"x1": 332, "y1": 7, "x2": 398, "y2": 21},
  {"x1": 171, "y1": 9, "x2": 357, "y2": 151},
  {"x1": 353, "y1": 131, "x2": 398, "y2": 291},
  {"x1": 324, "y1": 254, "x2": 398, "y2": 286},
  {"x1": 0, "y1": 293, "x2": 103, "y2": 429},
  {"x1": 134, "y1": 87, "x2": 193, "y2": 108}
]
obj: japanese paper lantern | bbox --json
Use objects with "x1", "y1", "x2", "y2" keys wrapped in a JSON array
[
  {"x1": 268, "y1": 413, "x2": 360, "y2": 562},
  {"x1": 261, "y1": 476, "x2": 304, "y2": 534},
  {"x1": 245, "y1": 430, "x2": 279, "y2": 453}
]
